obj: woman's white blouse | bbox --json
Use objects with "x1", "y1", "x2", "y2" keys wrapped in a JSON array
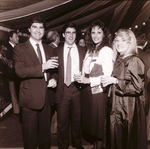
[{"x1": 82, "y1": 46, "x2": 113, "y2": 93}]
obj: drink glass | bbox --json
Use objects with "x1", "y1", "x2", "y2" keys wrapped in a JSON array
[
  {"x1": 51, "y1": 56, "x2": 58, "y2": 60},
  {"x1": 74, "y1": 71, "x2": 82, "y2": 83}
]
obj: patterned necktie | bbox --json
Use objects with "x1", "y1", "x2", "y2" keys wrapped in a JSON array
[
  {"x1": 36, "y1": 44, "x2": 43, "y2": 64},
  {"x1": 65, "y1": 47, "x2": 72, "y2": 86}
]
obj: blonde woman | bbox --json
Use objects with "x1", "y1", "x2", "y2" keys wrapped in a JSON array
[{"x1": 101, "y1": 29, "x2": 147, "y2": 149}]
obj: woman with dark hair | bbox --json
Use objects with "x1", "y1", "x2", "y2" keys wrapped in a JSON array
[
  {"x1": 75, "y1": 19, "x2": 113, "y2": 149},
  {"x1": 101, "y1": 29, "x2": 147, "y2": 149}
]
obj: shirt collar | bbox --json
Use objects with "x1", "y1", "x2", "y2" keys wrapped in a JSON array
[
  {"x1": 29, "y1": 37, "x2": 42, "y2": 47},
  {"x1": 64, "y1": 42, "x2": 76, "y2": 49},
  {"x1": 9, "y1": 41, "x2": 15, "y2": 47},
  {"x1": 52, "y1": 42, "x2": 58, "y2": 47}
]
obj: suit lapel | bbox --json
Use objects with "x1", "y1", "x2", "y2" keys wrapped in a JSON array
[
  {"x1": 42, "y1": 43, "x2": 53, "y2": 80},
  {"x1": 43, "y1": 43, "x2": 51, "y2": 61},
  {"x1": 59, "y1": 45, "x2": 64, "y2": 80},
  {"x1": 25, "y1": 40, "x2": 40, "y2": 65},
  {"x1": 77, "y1": 45, "x2": 84, "y2": 71}
]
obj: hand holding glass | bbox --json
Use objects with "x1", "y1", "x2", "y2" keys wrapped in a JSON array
[
  {"x1": 42, "y1": 59, "x2": 58, "y2": 71},
  {"x1": 74, "y1": 71, "x2": 82, "y2": 83}
]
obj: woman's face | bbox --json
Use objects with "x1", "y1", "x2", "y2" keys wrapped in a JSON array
[
  {"x1": 114, "y1": 36, "x2": 129, "y2": 55},
  {"x1": 91, "y1": 26, "x2": 104, "y2": 45}
]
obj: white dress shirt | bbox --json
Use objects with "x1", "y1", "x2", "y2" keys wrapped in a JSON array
[
  {"x1": 82, "y1": 46, "x2": 113, "y2": 93},
  {"x1": 29, "y1": 37, "x2": 47, "y2": 81},
  {"x1": 63, "y1": 42, "x2": 80, "y2": 84}
]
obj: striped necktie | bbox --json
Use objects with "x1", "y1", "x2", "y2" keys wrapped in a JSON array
[{"x1": 36, "y1": 44, "x2": 43, "y2": 64}]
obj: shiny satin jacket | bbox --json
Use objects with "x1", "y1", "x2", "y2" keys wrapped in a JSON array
[{"x1": 108, "y1": 55, "x2": 147, "y2": 149}]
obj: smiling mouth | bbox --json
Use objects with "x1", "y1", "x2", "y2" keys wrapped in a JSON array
[{"x1": 94, "y1": 38, "x2": 99, "y2": 41}]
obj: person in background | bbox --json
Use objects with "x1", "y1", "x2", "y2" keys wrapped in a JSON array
[
  {"x1": 49, "y1": 22, "x2": 86, "y2": 149},
  {"x1": 47, "y1": 30, "x2": 60, "y2": 48},
  {"x1": 5, "y1": 30, "x2": 20, "y2": 114},
  {"x1": 101, "y1": 29, "x2": 147, "y2": 149},
  {"x1": 143, "y1": 32, "x2": 150, "y2": 52},
  {"x1": 139, "y1": 32, "x2": 150, "y2": 142},
  {"x1": 13, "y1": 16, "x2": 58, "y2": 149},
  {"x1": 75, "y1": 19, "x2": 113, "y2": 149},
  {"x1": 136, "y1": 33, "x2": 149, "y2": 108},
  {"x1": 46, "y1": 30, "x2": 61, "y2": 134},
  {"x1": 77, "y1": 34, "x2": 86, "y2": 47}
]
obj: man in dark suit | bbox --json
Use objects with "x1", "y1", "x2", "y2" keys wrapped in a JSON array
[
  {"x1": 5, "y1": 31, "x2": 20, "y2": 114},
  {"x1": 48, "y1": 22, "x2": 86, "y2": 149},
  {"x1": 13, "y1": 16, "x2": 58, "y2": 149},
  {"x1": 46, "y1": 30, "x2": 61, "y2": 134},
  {"x1": 137, "y1": 33, "x2": 150, "y2": 140},
  {"x1": 46, "y1": 30, "x2": 60, "y2": 107}
]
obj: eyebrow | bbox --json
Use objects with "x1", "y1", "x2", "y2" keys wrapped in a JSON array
[{"x1": 31, "y1": 24, "x2": 44, "y2": 27}]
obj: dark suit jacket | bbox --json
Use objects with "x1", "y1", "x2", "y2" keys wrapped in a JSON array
[
  {"x1": 53, "y1": 44, "x2": 86, "y2": 104},
  {"x1": 5, "y1": 42, "x2": 17, "y2": 81},
  {"x1": 13, "y1": 40, "x2": 54, "y2": 109},
  {"x1": 5, "y1": 43, "x2": 14, "y2": 60},
  {"x1": 49, "y1": 43, "x2": 57, "y2": 49},
  {"x1": 137, "y1": 48, "x2": 150, "y2": 115},
  {"x1": 137, "y1": 48, "x2": 147, "y2": 65},
  {"x1": 48, "y1": 43, "x2": 58, "y2": 106}
]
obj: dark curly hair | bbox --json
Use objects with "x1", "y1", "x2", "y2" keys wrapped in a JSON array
[
  {"x1": 62, "y1": 22, "x2": 77, "y2": 34},
  {"x1": 28, "y1": 15, "x2": 46, "y2": 29},
  {"x1": 85, "y1": 19, "x2": 112, "y2": 53}
]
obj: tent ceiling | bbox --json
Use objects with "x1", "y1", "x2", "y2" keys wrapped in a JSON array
[
  {"x1": 0, "y1": 0, "x2": 44, "y2": 13},
  {"x1": 0, "y1": 0, "x2": 150, "y2": 36}
]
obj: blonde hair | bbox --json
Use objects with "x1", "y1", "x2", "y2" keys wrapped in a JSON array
[{"x1": 114, "y1": 29, "x2": 137, "y2": 56}]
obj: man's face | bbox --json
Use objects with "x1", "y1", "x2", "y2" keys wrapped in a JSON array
[
  {"x1": 63, "y1": 27, "x2": 76, "y2": 45},
  {"x1": 10, "y1": 33, "x2": 19, "y2": 45},
  {"x1": 28, "y1": 23, "x2": 45, "y2": 42}
]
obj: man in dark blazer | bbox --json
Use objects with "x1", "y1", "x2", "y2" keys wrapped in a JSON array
[
  {"x1": 5, "y1": 31, "x2": 20, "y2": 114},
  {"x1": 46, "y1": 30, "x2": 60, "y2": 106},
  {"x1": 49, "y1": 22, "x2": 86, "y2": 149},
  {"x1": 13, "y1": 16, "x2": 58, "y2": 149},
  {"x1": 46, "y1": 30, "x2": 61, "y2": 134}
]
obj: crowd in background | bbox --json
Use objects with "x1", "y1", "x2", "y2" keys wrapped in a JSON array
[{"x1": 0, "y1": 15, "x2": 150, "y2": 149}]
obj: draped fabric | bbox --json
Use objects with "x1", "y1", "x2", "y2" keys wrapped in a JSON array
[
  {"x1": 0, "y1": 1, "x2": 149, "y2": 34},
  {"x1": 106, "y1": 55, "x2": 147, "y2": 149}
]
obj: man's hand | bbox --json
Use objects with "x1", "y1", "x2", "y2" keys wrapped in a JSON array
[
  {"x1": 47, "y1": 78, "x2": 57, "y2": 88},
  {"x1": 42, "y1": 59, "x2": 58, "y2": 71},
  {"x1": 74, "y1": 71, "x2": 82, "y2": 83}
]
